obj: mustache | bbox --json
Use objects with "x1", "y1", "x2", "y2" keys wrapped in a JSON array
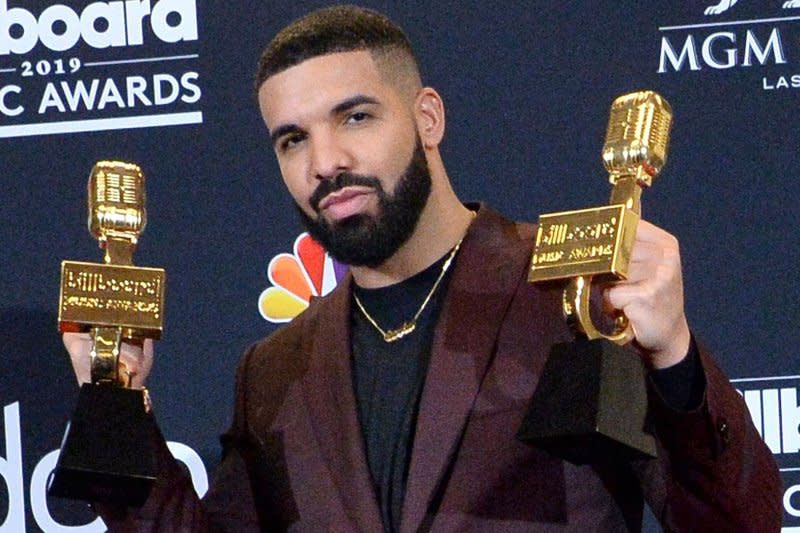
[{"x1": 309, "y1": 173, "x2": 382, "y2": 212}]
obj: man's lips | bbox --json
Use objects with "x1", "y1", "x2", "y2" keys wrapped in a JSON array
[{"x1": 317, "y1": 186, "x2": 376, "y2": 221}]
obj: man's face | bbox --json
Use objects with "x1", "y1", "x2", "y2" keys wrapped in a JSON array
[
  {"x1": 258, "y1": 51, "x2": 430, "y2": 266},
  {"x1": 295, "y1": 137, "x2": 430, "y2": 267}
]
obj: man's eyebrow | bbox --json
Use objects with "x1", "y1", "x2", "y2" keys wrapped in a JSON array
[
  {"x1": 331, "y1": 94, "x2": 380, "y2": 115},
  {"x1": 269, "y1": 123, "x2": 302, "y2": 148},
  {"x1": 268, "y1": 95, "x2": 380, "y2": 148}
]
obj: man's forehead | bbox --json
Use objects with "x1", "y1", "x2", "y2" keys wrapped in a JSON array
[{"x1": 258, "y1": 50, "x2": 394, "y2": 127}]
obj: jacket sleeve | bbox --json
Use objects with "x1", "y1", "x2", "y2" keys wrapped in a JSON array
[
  {"x1": 638, "y1": 339, "x2": 783, "y2": 532},
  {"x1": 96, "y1": 344, "x2": 264, "y2": 532}
]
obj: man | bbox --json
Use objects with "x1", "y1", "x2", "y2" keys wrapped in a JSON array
[{"x1": 65, "y1": 5, "x2": 782, "y2": 532}]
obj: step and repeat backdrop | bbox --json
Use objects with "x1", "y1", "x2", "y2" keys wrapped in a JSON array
[{"x1": 1, "y1": 1, "x2": 798, "y2": 531}]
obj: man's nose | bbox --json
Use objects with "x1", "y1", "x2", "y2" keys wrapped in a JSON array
[{"x1": 309, "y1": 131, "x2": 352, "y2": 180}]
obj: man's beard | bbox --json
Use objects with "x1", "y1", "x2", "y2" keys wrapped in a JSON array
[{"x1": 295, "y1": 138, "x2": 431, "y2": 267}]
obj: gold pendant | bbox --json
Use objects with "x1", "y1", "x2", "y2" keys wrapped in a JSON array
[{"x1": 383, "y1": 322, "x2": 416, "y2": 342}]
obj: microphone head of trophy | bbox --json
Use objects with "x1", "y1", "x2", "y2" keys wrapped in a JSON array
[
  {"x1": 602, "y1": 91, "x2": 672, "y2": 188},
  {"x1": 88, "y1": 161, "x2": 147, "y2": 266}
]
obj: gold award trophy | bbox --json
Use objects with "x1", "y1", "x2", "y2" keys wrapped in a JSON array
[
  {"x1": 517, "y1": 91, "x2": 672, "y2": 464},
  {"x1": 49, "y1": 161, "x2": 165, "y2": 505}
]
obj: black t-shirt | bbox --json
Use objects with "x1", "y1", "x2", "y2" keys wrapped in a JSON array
[{"x1": 350, "y1": 252, "x2": 455, "y2": 533}]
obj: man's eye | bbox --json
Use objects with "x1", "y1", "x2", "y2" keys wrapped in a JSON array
[
  {"x1": 346, "y1": 111, "x2": 370, "y2": 124},
  {"x1": 280, "y1": 134, "x2": 305, "y2": 151}
]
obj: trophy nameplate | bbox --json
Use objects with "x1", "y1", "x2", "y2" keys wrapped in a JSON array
[
  {"x1": 518, "y1": 91, "x2": 673, "y2": 464},
  {"x1": 529, "y1": 205, "x2": 639, "y2": 281},
  {"x1": 60, "y1": 262, "x2": 164, "y2": 335},
  {"x1": 49, "y1": 161, "x2": 165, "y2": 506}
]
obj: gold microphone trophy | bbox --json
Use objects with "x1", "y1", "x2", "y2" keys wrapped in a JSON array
[
  {"x1": 517, "y1": 91, "x2": 672, "y2": 464},
  {"x1": 49, "y1": 161, "x2": 165, "y2": 505}
]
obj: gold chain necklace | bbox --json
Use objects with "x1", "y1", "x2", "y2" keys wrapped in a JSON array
[{"x1": 353, "y1": 237, "x2": 465, "y2": 343}]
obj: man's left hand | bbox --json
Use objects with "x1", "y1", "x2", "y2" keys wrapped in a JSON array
[{"x1": 604, "y1": 219, "x2": 692, "y2": 369}]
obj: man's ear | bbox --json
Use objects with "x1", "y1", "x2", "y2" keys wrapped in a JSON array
[{"x1": 414, "y1": 87, "x2": 445, "y2": 148}]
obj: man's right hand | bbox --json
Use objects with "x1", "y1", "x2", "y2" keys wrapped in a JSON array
[{"x1": 63, "y1": 332, "x2": 154, "y2": 389}]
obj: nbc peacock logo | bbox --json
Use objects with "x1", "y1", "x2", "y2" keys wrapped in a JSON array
[{"x1": 258, "y1": 233, "x2": 348, "y2": 323}]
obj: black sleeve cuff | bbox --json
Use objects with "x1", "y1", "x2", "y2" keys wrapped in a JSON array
[{"x1": 648, "y1": 336, "x2": 706, "y2": 411}]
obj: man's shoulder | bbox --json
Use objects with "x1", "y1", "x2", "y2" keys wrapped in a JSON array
[
  {"x1": 243, "y1": 285, "x2": 341, "y2": 370},
  {"x1": 512, "y1": 218, "x2": 537, "y2": 242},
  {"x1": 468, "y1": 203, "x2": 537, "y2": 251},
  {"x1": 237, "y1": 327, "x2": 306, "y2": 395},
  {"x1": 227, "y1": 299, "x2": 342, "y2": 427}
]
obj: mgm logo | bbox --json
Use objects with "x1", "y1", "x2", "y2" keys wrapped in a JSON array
[{"x1": 705, "y1": 0, "x2": 800, "y2": 15}]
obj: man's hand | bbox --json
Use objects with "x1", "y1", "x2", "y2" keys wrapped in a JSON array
[
  {"x1": 63, "y1": 332, "x2": 154, "y2": 389},
  {"x1": 604, "y1": 220, "x2": 692, "y2": 369}
]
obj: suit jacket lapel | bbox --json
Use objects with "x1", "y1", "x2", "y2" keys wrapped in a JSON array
[
  {"x1": 401, "y1": 207, "x2": 534, "y2": 533},
  {"x1": 300, "y1": 277, "x2": 384, "y2": 532}
]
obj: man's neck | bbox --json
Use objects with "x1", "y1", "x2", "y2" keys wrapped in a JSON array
[{"x1": 350, "y1": 198, "x2": 474, "y2": 289}]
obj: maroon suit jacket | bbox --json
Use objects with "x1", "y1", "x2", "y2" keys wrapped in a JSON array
[{"x1": 102, "y1": 206, "x2": 782, "y2": 532}]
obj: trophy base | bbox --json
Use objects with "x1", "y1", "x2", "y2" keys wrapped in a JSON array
[
  {"x1": 49, "y1": 383, "x2": 157, "y2": 506},
  {"x1": 517, "y1": 339, "x2": 657, "y2": 464}
]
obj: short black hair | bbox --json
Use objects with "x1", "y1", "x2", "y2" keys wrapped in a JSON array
[{"x1": 255, "y1": 5, "x2": 419, "y2": 90}]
